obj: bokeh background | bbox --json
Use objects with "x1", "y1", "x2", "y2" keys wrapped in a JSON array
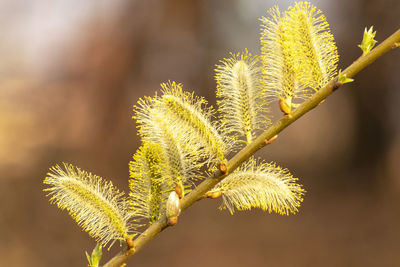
[{"x1": 1, "y1": 0, "x2": 400, "y2": 266}]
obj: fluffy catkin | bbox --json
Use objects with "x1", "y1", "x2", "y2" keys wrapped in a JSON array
[
  {"x1": 209, "y1": 159, "x2": 305, "y2": 215},
  {"x1": 159, "y1": 81, "x2": 228, "y2": 165},
  {"x1": 129, "y1": 142, "x2": 169, "y2": 223},
  {"x1": 44, "y1": 163, "x2": 133, "y2": 247},
  {"x1": 135, "y1": 81, "x2": 229, "y2": 168},
  {"x1": 215, "y1": 49, "x2": 271, "y2": 144},
  {"x1": 285, "y1": 2, "x2": 339, "y2": 91},
  {"x1": 260, "y1": 3, "x2": 338, "y2": 112}
]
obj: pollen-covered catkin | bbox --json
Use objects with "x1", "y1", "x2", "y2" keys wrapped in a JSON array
[
  {"x1": 158, "y1": 81, "x2": 228, "y2": 165},
  {"x1": 135, "y1": 81, "x2": 229, "y2": 168},
  {"x1": 134, "y1": 94, "x2": 201, "y2": 187},
  {"x1": 215, "y1": 49, "x2": 271, "y2": 144},
  {"x1": 129, "y1": 142, "x2": 168, "y2": 223},
  {"x1": 285, "y1": 2, "x2": 339, "y2": 90},
  {"x1": 260, "y1": 3, "x2": 338, "y2": 113},
  {"x1": 260, "y1": 6, "x2": 298, "y2": 111},
  {"x1": 208, "y1": 159, "x2": 305, "y2": 215},
  {"x1": 44, "y1": 163, "x2": 133, "y2": 248}
]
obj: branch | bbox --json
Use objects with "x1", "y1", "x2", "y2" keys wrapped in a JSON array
[{"x1": 103, "y1": 28, "x2": 400, "y2": 267}]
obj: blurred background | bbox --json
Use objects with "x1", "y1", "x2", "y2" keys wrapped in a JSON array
[{"x1": 1, "y1": 0, "x2": 399, "y2": 266}]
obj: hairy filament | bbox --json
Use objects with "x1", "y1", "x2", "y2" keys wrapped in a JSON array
[
  {"x1": 215, "y1": 49, "x2": 271, "y2": 144},
  {"x1": 44, "y1": 163, "x2": 133, "y2": 247},
  {"x1": 285, "y1": 2, "x2": 339, "y2": 90},
  {"x1": 129, "y1": 142, "x2": 168, "y2": 223},
  {"x1": 209, "y1": 159, "x2": 305, "y2": 215}
]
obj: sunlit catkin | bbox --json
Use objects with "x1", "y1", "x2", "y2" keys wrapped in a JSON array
[
  {"x1": 134, "y1": 95, "x2": 200, "y2": 188},
  {"x1": 44, "y1": 163, "x2": 133, "y2": 248},
  {"x1": 209, "y1": 159, "x2": 305, "y2": 215},
  {"x1": 260, "y1": 3, "x2": 338, "y2": 113},
  {"x1": 129, "y1": 142, "x2": 168, "y2": 223},
  {"x1": 215, "y1": 49, "x2": 271, "y2": 144},
  {"x1": 285, "y1": 2, "x2": 339, "y2": 90},
  {"x1": 161, "y1": 82, "x2": 227, "y2": 164},
  {"x1": 260, "y1": 6, "x2": 298, "y2": 113},
  {"x1": 142, "y1": 81, "x2": 228, "y2": 167}
]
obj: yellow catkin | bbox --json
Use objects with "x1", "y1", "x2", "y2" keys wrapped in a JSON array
[
  {"x1": 43, "y1": 163, "x2": 133, "y2": 248},
  {"x1": 285, "y1": 2, "x2": 339, "y2": 91},
  {"x1": 129, "y1": 142, "x2": 168, "y2": 223},
  {"x1": 260, "y1": 6, "x2": 298, "y2": 107},
  {"x1": 159, "y1": 81, "x2": 228, "y2": 165},
  {"x1": 134, "y1": 96, "x2": 200, "y2": 186},
  {"x1": 209, "y1": 159, "x2": 305, "y2": 215},
  {"x1": 215, "y1": 49, "x2": 271, "y2": 144},
  {"x1": 135, "y1": 81, "x2": 228, "y2": 167},
  {"x1": 260, "y1": 3, "x2": 339, "y2": 111}
]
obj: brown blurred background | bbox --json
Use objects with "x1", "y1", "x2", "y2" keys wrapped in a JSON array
[{"x1": 1, "y1": 0, "x2": 400, "y2": 266}]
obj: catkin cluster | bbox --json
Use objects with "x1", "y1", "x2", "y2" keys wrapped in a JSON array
[{"x1": 44, "y1": 1, "x2": 338, "y2": 248}]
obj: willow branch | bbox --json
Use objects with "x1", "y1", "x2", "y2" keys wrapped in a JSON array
[{"x1": 103, "y1": 28, "x2": 400, "y2": 267}]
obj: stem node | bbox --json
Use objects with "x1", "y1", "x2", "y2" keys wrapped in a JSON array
[
  {"x1": 168, "y1": 216, "x2": 178, "y2": 226},
  {"x1": 265, "y1": 135, "x2": 278, "y2": 145}
]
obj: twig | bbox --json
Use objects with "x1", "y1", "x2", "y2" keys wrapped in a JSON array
[{"x1": 102, "y1": 28, "x2": 400, "y2": 267}]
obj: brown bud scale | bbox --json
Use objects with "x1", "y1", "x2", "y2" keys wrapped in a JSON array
[
  {"x1": 168, "y1": 216, "x2": 178, "y2": 226},
  {"x1": 210, "y1": 191, "x2": 222, "y2": 199},
  {"x1": 175, "y1": 184, "x2": 183, "y2": 199},
  {"x1": 219, "y1": 163, "x2": 228, "y2": 174},
  {"x1": 126, "y1": 237, "x2": 134, "y2": 249}
]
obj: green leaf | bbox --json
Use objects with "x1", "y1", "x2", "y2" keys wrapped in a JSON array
[
  {"x1": 338, "y1": 70, "x2": 354, "y2": 84},
  {"x1": 86, "y1": 244, "x2": 102, "y2": 267},
  {"x1": 85, "y1": 252, "x2": 92, "y2": 266},
  {"x1": 358, "y1": 26, "x2": 377, "y2": 55}
]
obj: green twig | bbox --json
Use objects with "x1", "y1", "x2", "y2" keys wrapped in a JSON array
[{"x1": 102, "y1": 28, "x2": 400, "y2": 267}]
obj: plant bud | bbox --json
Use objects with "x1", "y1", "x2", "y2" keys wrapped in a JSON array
[
  {"x1": 219, "y1": 163, "x2": 228, "y2": 174},
  {"x1": 126, "y1": 238, "x2": 134, "y2": 249},
  {"x1": 168, "y1": 216, "x2": 178, "y2": 226},
  {"x1": 279, "y1": 97, "x2": 292, "y2": 115},
  {"x1": 175, "y1": 183, "x2": 183, "y2": 199},
  {"x1": 210, "y1": 191, "x2": 222, "y2": 199},
  {"x1": 166, "y1": 191, "x2": 181, "y2": 225}
]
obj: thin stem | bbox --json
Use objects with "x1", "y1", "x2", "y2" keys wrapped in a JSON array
[{"x1": 102, "y1": 28, "x2": 400, "y2": 267}]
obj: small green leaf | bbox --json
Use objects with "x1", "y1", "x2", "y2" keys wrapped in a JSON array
[
  {"x1": 86, "y1": 244, "x2": 102, "y2": 267},
  {"x1": 85, "y1": 252, "x2": 92, "y2": 266},
  {"x1": 358, "y1": 26, "x2": 377, "y2": 55},
  {"x1": 338, "y1": 70, "x2": 354, "y2": 84}
]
